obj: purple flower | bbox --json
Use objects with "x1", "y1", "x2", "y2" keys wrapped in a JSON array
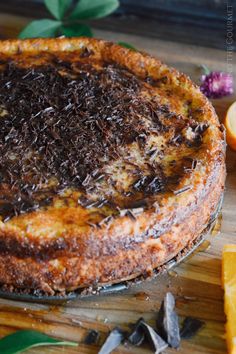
[{"x1": 200, "y1": 71, "x2": 234, "y2": 99}]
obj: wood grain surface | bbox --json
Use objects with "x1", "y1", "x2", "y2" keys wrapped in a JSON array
[{"x1": 0, "y1": 29, "x2": 235, "y2": 354}]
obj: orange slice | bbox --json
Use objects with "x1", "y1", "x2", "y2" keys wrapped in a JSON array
[
  {"x1": 222, "y1": 244, "x2": 236, "y2": 354},
  {"x1": 224, "y1": 101, "x2": 236, "y2": 151}
]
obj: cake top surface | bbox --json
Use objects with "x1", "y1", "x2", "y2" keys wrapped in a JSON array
[{"x1": 0, "y1": 38, "x2": 224, "y2": 231}]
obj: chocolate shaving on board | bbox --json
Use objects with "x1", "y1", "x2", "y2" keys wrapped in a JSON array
[
  {"x1": 84, "y1": 330, "x2": 100, "y2": 345},
  {"x1": 180, "y1": 317, "x2": 204, "y2": 339},
  {"x1": 128, "y1": 318, "x2": 145, "y2": 346},
  {"x1": 140, "y1": 320, "x2": 168, "y2": 353},
  {"x1": 128, "y1": 318, "x2": 168, "y2": 353},
  {"x1": 98, "y1": 327, "x2": 125, "y2": 354},
  {"x1": 156, "y1": 292, "x2": 180, "y2": 348}
]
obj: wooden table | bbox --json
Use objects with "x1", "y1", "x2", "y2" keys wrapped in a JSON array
[{"x1": 0, "y1": 26, "x2": 235, "y2": 354}]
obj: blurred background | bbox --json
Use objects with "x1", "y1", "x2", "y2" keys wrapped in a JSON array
[{"x1": 0, "y1": 0, "x2": 235, "y2": 50}]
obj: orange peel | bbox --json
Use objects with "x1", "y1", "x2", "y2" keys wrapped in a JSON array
[
  {"x1": 222, "y1": 244, "x2": 236, "y2": 354},
  {"x1": 224, "y1": 101, "x2": 236, "y2": 151}
]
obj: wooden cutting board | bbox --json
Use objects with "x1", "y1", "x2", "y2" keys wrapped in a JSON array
[{"x1": 0, "y1": 27, "x2": 235, "y2": 354}]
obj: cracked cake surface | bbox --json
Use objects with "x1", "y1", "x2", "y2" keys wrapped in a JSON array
[{"x1": 0, "y1": 38, "x2": 225, "y2": 294}]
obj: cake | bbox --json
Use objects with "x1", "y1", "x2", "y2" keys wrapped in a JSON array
[{"x1": 0, "y1": 38, "x2": 226, "y2": 295}]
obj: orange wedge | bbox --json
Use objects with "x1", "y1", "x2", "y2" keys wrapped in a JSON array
[
  {"x1": 222, "y1": 244, "x2": 236, "y2": 354},
  {"x1": 224, "y1": 101, "x2": 236, "y2": 151}
]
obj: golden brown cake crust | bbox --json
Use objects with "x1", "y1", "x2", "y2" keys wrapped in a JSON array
[{"x1": 0, "y1": 38, "x2": 226, "y2": 294}]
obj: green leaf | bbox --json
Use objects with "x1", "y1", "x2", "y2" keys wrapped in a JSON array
[
  {"x1": 70, "y1": 0, "x2": 119, "y2": 20},
  {"x1": 118, "y1": 41, "x2": 136, "y2": 51},
  {"x1": 18, "y1": 19, "x2": 61, "y2": 39},
  {"x1": 44, "y1": 0, "x2": 73, "y2": 20},
  {"x1": 0, "y1": 330, "x2": 78, "y2": 354},
  {"x1": 61, "y1": 23, "x2": 93, "y2": 37},
  {"x1": 199, "y1": 64, "x2": 211, "y2": 75}
]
